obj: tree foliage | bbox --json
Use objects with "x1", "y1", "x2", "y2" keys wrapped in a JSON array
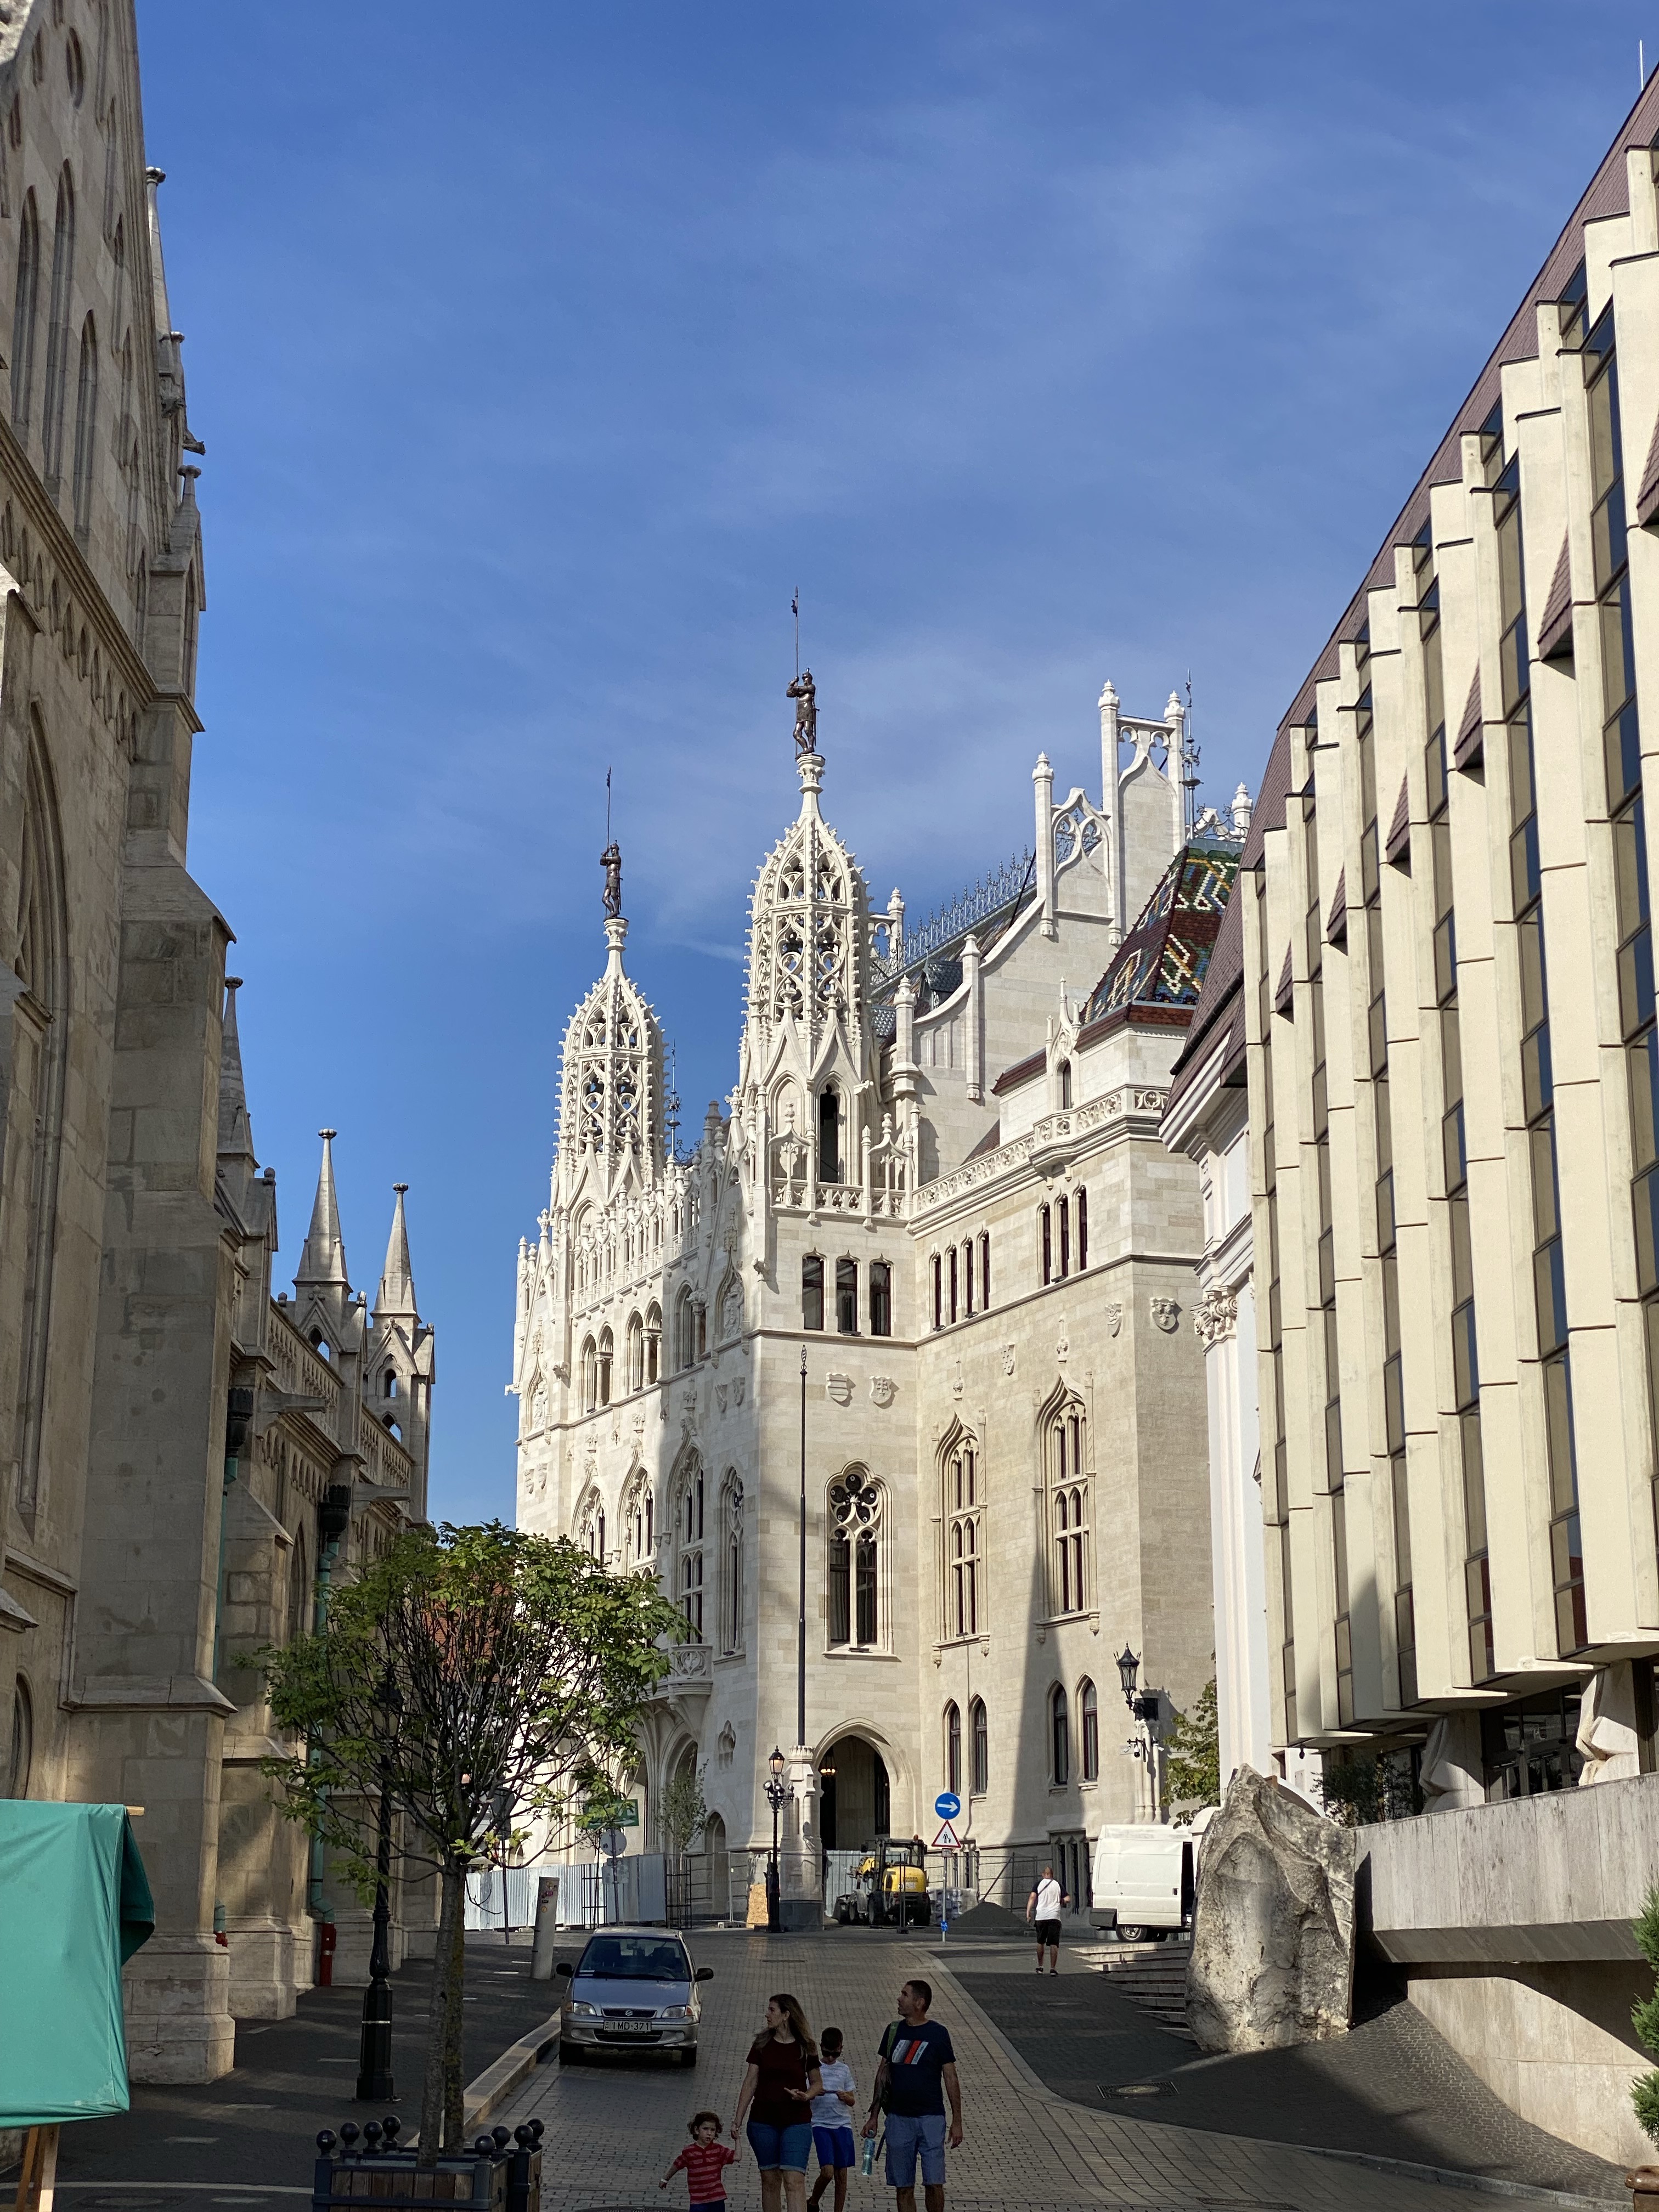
[
  {"x1": 252, "y1": 1521, "x2": 680, "y2": 2158},
  {"x1": 656, "y1": 1757, "x2": 707, "y2": 1856},
  {"x1": 1165, "y1": 1676, "x2": 1221, "y2": 1813},
  {"x1": 1630, "y1": 1884, "x2": 1659, "y2": 2145}
]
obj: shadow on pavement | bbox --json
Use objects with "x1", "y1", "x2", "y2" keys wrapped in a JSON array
[{"x1": 954, "y1": 1967, "x2": 1627, "y2": 2203}]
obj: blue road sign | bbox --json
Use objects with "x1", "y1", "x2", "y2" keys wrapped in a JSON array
[{"x1": 934, "y1": 1791, "x2": 961, "y2": 1821}]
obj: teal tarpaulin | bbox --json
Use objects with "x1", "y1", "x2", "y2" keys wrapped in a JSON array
[{"x1": 0, "y1": 1801, "x2": 155, "y2": 2125}]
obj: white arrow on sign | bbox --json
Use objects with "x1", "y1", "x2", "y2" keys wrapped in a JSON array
[{"x1": 932, "y1": 1820, "x2": 961, "y2": 1850}]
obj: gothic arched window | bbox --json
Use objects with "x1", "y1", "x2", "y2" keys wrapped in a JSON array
[
  {"x1": 645, "y1": 1302, "x2": 662, "y2": 1384},
  {"x1": 625, "y1": 1470, "x2": 655, "y2": 1571},
  {"x1": 945, "y1": 1701, "x2": 961, "y2": 1797},
  {"x1": 1046, "y1": 1393, "x2": 1090, "y2": 1617},
  {"x1": 12, "y1": 721, "x2": 66, "y2": 1527},
  {"x1": 41, "y1": 165, "x2": 74, "y2": 483},
  {"x1": 626, "y1": 1311, "x2": 644, "y2": 1393},
  {"x1": 817, "y1": 1085, "x2": 840, "y2": 1183},
  {"x1": 942, "y1": 1428, "x2": 980, "y2": 1639},
  {"x1": 70, "y1": 311, "x2": 95, "y2": 532},
  {"x1": 802, "y1": 1254, "x2": 823, "y2": 1332},
  {"x1": 1080, "y1": 1677, "x2": 1099, "y2": 1781},
  {"x1": 675, "y1": 1288, "x2": 696, "y2": 1371},
  {"x1": 10, "y1": 189, "x2": 38, "y2": 431},
  {"x1": 978, "y1": 1231, "x2": 991, "y2": 1307},
  {"x1": 579, "y1": 1335, "x2": 597, "y2": 1414},
  {"x1": 578, "y1": 1490, "x2": 606, "y2": 1562},
  {"x1": 720, "y1": 1471, "x2": 744, "y2": 1655},
  {"x1": 971, "y1": 1697, "x2": 988, "y2": 1796},
  {"x1": 1051, "y1": 1685, "x2": 1070, "y2": 1785},
  {"x1": 675, "y1": 1457, "x2": 704, "y2": 1638},
  {"x1": 597, "y1": 1327, "x2": 613, "y2": 1409},
  {"x1": 827, "y1": 1466, "x2": 882, "y2": 1649}
]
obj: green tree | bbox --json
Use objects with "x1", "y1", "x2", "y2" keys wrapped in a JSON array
[
  {"x1": 1631, "y1": 1885, "x2": 1659, "y2": 2146},
  {"x1": 656, "y1": 1757, "x2": 707, "y2": 1856},
  {"x1": 1165, "y1": 1675, "x2": 1221, "y2": 1814},
  {"x1": 253, "y1": 1521, "x2": 679, "y2": 2159}
]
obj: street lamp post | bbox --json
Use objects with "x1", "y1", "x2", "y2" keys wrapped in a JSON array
[
  {"x1": 1116, "y1": 1645, "x2": 1165, "y2": 1821},
  {"x1": 797, "y1": 1350, "x2": 807, "y2": 1749},
  {"x1": 764, "y1": 1745, "x2": 788, "y2": 1934},
  {"x1": 354, "y1": 1677, "x2": 397, "y2": 2102}
]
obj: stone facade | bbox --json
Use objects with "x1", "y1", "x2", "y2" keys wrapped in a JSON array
[
  {"x1": 515, "y1": 684, "x2": 1243, "y2": 1911},
  {"x1": 0, "y1": 0, "x2": 434, "y2": 2086},
  {"x1": 1168, "y1": 74, "x2": 1659, "y2": 2158}
]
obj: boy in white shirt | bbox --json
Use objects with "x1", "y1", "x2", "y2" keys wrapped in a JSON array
[{"x1": 807, "y1": 2026, "x2": 857, "y2": 2212}]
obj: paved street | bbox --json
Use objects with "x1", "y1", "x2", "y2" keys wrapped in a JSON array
[
  {"x1": 502, "y1": 1925, "x2": 1606, "y2": 2212},
  {"x1": 43, "y1": 1936, "x2": 559, "y2": 2208}
]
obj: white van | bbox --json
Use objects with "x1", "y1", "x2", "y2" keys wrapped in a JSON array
[{"x1": 1088, "y1": 1824, "x2": 1195, "y2": 1940}]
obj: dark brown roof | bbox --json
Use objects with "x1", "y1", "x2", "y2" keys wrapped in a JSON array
[
  {"x1": 1171, "y1": 77, "x2": 1659, "y2": 1132},
  {"x1": 991, "y1": 1050, "x2": 1044, "y2": 1098},
  {"x1": 1325, "y1": 867, "x2": 1348, "y2": 946},
  {"x1": 1535, "y1": 534, "x2": 1574, "y2": 662},
  {"x1": 1453, "y1": 668, "x2": 1483, "y2": 769},
  {"x1": 1385, "y1": 775, "x2": 1411, "y2": 867},
  {"x1": 1639, "y1": 407, "x2": 1659, "y2": 527}
]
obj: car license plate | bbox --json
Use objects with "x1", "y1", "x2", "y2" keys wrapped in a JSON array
[{"x1": 601, "y1": 2021, "x2": 656, "y2": 2034}]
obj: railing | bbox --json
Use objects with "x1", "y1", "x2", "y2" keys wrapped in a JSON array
[
  {"x1": 872, "y1": 849, "x2": 1034, "y2": 985},
  {"x1": 913, "y1": 1087, "x2": 1167, "y2": 1217},
  {"x1": 647, "y1": 1641, "x2": 713, "y2": 1694}
]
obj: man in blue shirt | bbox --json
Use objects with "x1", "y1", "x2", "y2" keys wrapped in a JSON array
[{"x1": 862, "y1": 1978, "x2": 963, "y2": 2212}]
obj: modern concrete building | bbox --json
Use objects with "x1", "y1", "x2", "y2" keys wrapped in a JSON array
[
  {"x1": 1168, "y1": 72, "x2": 1659, "y2": 2163},
  {"x1": 514, "y1": 686, "x2": 1246, "y2": 1921},
  {"x1": 0, "y1": 0, "x2": 433, "y2": 2086}
]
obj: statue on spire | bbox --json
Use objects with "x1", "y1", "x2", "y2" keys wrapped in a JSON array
[
  {"x1": 601, "y1": 839, "x2": 623, "y2": 920},
  {"x1": 788, "y1": 668, "x2": 817, "y2": 757}
]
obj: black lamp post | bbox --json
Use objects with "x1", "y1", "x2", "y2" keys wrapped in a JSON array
[
  {"x1": 1116, "y1": 1645, "x2": 1139, "y2": 1705},
  {"x1": 1116, "y1": 1645, "x2": 1164, "y2": 1818},
  {"x1": 764, "y1": 1745, "x2": 788, "y2": 1933},
  {"x1": 354, "y1": 1670, "x2": 398, "y2": 2102}
]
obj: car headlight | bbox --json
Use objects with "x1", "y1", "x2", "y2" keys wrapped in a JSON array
[
  {"x1": 568, "y1": 2000, "x2": 600, "y2": 2018},
  {"x1": 657, "y1": 2005, "x2": 693, "y2": 2021}
]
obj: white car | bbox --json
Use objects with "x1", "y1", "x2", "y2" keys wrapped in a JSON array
[{"x1": 556, "y1": 1925, "x2": 712, "y2": 2068}]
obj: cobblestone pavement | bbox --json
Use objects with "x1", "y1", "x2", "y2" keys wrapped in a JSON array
[{"x1": 503, "y1": 1927, "x2": 1594, "y2": 2212}]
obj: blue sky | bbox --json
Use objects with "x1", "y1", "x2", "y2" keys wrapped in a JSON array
[{"x1": 136, "y1": 0, "x2": 1654, "y2": 1522}]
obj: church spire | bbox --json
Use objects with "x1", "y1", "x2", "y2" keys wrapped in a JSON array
[
  {"x1": 375, "y1": 1183, "x2": 419, "y2": 1321},
  {"x1": 216, "y1": 975, "x2": 255, "y2": 1172},
  {"x1": 295, "y1": 1128, "x2": 349, "y2": 1289}
]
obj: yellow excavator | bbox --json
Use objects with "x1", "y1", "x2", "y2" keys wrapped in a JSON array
[{"x1": 834, "y1": 1837, "x2": 932, "y2": 1927}]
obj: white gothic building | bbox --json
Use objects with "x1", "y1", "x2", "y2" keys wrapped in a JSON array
[{"x1": 513, "y1": 686, "x2": 1247, "y2": 1919}]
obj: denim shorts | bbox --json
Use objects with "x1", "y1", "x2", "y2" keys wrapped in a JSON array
[
  {"x1": 812, "y1": 2124, "x2": 857, "y2": 2169},
  {"x1": 747, "y1": 2119, "x2": 814, "y2": 2172},
  {"x1": 884, "y1": 2112, "x2": 947, "y2": 2188}
]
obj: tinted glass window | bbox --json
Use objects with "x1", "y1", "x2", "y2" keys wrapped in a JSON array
[{"x1": 577, "y1": 1935, "x2": 690, "y2": 1980}]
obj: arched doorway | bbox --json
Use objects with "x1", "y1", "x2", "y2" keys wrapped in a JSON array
[
  {"x1": 702, "y1": 1810, "x2": 729, "y2": 1923},
  {"x1": 820, "y1": 1733, "x2": 890, "y2": 1850}
]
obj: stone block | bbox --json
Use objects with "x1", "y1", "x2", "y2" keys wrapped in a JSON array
[{"x1": 1187, "y1": 1764, "x2": 1355, "y2": 2052}]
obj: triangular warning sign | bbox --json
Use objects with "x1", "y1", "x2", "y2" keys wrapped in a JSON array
[{"x1": 932, "y1": 1820, "x2": 961, "y2": 1850}]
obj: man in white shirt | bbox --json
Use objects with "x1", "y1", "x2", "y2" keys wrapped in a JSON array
[{"x1": 1026, "y1": 1865, "x2": 1067, "y2": 1975}]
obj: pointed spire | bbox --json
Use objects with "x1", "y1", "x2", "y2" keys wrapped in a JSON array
[
  {"x1": 376, "y1": 1183, "x2": 419, "y2": 1321},
  {"x1": 295, "y1": 1128, "x2": 349, "y2": 1288},
  {"x1": 217, "y1": 976, "x2": 256, "y2": 1169}
]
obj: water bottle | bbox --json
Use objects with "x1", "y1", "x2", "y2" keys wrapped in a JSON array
[{"x1": 860, "y1": 2133, "x2": 877, "y2": 2179}]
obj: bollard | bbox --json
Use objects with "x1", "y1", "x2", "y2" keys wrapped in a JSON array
[
  {"x1": 529, "y1": 1877, "x2": 560, "y2": 1982},
  {"x1": 311, "y1": 2111, "x2": 537, "y2": 2209}
]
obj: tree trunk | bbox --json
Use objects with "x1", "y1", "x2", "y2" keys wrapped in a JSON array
[
  {"x1": 419, "y1": 1860, "x2": 465, "y2": 2164},
  {"x1": 443, "y1": 1876, "x2": 467, "y2": 2150}
]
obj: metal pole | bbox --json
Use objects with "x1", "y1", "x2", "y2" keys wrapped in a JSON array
[
  {"x1": 354, "y1": 1751, "x2": 396, "y2": 2100},
  {"x1": 768, "y1": 1791, "x2": 781, "y2": 1933},
  {"x1": 798, "y1": 1350, "x2": 807, "y2": 1751}
]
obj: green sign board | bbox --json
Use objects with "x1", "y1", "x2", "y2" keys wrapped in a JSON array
[{"x1": 579, "y1": 1801, "x2": 640, "y2": 1831}]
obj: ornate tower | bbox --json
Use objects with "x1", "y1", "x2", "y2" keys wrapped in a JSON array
[{"x1": 554, "y1": 845, "x2": 666, "y2": 1212}]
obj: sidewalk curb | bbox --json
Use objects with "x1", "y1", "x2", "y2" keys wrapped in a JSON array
[
  {"x1": 922, "y1": 1956, "x2": 1615, "y2": 2211},
  {"x1": 461, "y1": 2011, "x2": 562, "y2": 2132}
]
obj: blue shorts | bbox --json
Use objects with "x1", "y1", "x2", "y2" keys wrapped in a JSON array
[
  {"x1": 747, "y1": 2120, "x2": 813, "y2": 2173},
  {"x1": 884, "y1": 2113, "x2": 947, "y2": 2188},
  {"x1": 812, "y1": 2124, "x2": 857, "y2": 2169}
]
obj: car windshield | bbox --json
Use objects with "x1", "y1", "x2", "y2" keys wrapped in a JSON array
[{"x1": 577, "y1": 1936, "x2": 690, "y2": 1980}]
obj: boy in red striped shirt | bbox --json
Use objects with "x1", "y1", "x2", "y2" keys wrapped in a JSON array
[{"x1": 661, "y1": 2111, "x2": 740, "y2": 2211}]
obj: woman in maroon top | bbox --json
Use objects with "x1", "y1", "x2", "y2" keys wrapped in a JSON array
[{"x1": 731, "y1": 1992, "x2": 823, "y2": 2212}]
